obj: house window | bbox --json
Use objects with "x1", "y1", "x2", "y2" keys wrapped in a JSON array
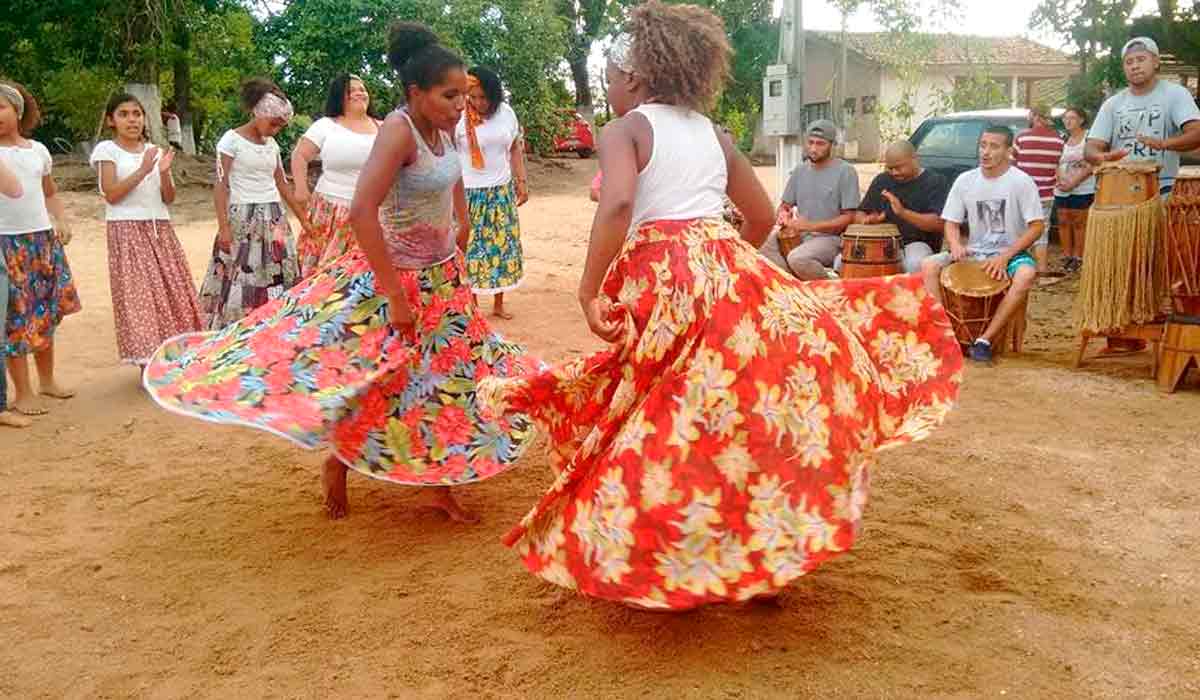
[
  {"x1": 862, "y1": 96, "x2": 877, "y2": 114},
  {"x1": 843, "y1": 97, "x2": 857, "y2": 116},
  {"x1": 804, "y1": 101, "x2": 830, "y2": 122}
]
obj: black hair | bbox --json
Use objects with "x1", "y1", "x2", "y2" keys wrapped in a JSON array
[
  {"x1": 323, "y1": 74, "x2": 364, "y2": 118},
  {"x1": 468, "y1": 66, "x2": 504, "y2": 117},
  {"x1": 1064, "y1": 105, "x2": 1090, "y2": 126},
  {"x1": 239, "y1": 77, "x2": 286, "y2": 113},
  {"x1": 1, "y1": 81, "x2": 41, "y2": 136},
  {"x1": 982, "y1": 125, "x2": 1014, "y2": 147},
  {"x1": 104, "y1": 92, "x2": 150, "y2": 141},
  {"x1": 387, "y1": 22, "x2": 463, "y2": 95}
]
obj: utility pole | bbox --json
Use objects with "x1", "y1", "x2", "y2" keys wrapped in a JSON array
[{"x1": 763, "y1": 0, "x2": 805, "y2": 196}]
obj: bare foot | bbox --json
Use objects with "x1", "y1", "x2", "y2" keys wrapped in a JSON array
[
  {"x1": 0, "y1": 410, "x2": 33, "y2": 428},
  {"x1": 430, "y1": 487, "x2": 480, "y2": 523},
  {"x1": 492, "y1": 307, "x2": 515, "y2": 320},
  {"x1": 12, "y1": 397, "x2": 48, "y2": 416},
  {"x1": 39, "y1": 382, "x2": 76, "y2": 399},
  {"x1": 322, "y1": 456, "x2": 349, "y2": 519}
]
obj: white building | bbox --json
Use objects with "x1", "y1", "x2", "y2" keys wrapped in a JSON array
[{"x1": 801, "y1": 32, "x2": 1078, "y2": 161}]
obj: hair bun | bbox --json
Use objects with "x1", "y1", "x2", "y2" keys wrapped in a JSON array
[{"x1": 388, "y1": 21, "x2": 440, "y2": 71}]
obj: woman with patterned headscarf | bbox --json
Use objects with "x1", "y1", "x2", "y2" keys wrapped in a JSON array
[
  {"x1": 200, "y1": 78, "x2": 307, "y2": 329},
  {"x1": 454, "y1": 67, "x2": 528, "y2": 319}
]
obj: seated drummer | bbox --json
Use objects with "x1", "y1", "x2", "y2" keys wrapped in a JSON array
[
  {"x1": 922, "y1": 126, "x2": 1044, "y2": 364},
  {"x1": 759, "y1": 119, "x2": 860, "y2": 280},
  {"x1": 852, "y1": 140, "x2": 948, "y2": 273}
]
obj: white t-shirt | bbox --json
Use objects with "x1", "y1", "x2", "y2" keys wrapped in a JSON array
[
  {"x1": 455, "y1": 103, "x2": 520, "y2": 189},
  {"x1": 941, "y1": 166, "x2": 1044, "y2": 258},
  {"x1": 89, "y1": 140, "x2": 171, "y2": 222},
  {"x1": 1088, "y1": 80, "x2": 1200, "y2": 190},
  {"x1": 301, "y1": 117, "x2": 376, "y2": 203},
  {"x1": 0, "y1": 140, "x2": 53, "y2": 236},
  {"x1": 216, "y1": 130, "x2": 282, "y2": 204}
]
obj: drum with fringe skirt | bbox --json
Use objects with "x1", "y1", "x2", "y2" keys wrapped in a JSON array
[
  {"x1": 478, "y1": 217, "x2": 963, "y2": 610},
  {"x1": 144, "y1": 250, "x2": 541, "y2": 485}
]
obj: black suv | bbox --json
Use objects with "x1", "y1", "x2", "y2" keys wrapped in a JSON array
[{"x1": 908, "y1": 109, "x2": 1042, "y2": 183}]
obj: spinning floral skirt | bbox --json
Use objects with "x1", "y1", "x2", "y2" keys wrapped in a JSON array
[{"x1": 478, "y1": 217, "x2": 963, "y2": 610}]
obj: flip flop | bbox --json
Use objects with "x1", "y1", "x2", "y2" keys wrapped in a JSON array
[
  {"x1": 14, "y1": 404, "x2": 49, "y2": 416},
  {"x1": 39, "y1": 388, "x2": 76, "y2": 400}
]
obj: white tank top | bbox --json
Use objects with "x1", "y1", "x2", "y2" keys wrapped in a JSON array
[{"x1": 629, "y1": 104, "x2": 727, "y2": 228}]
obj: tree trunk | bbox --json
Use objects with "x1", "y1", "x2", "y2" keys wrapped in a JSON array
[
  {"x1": 127, "y1": 79, "x2": 167, "y2": 147},
  {"x1": 568, "y1": 50, "x2": 593, "y2": 112},
  {"x1": 173, "y1": 24, "x2": 197, "y2": 155}
]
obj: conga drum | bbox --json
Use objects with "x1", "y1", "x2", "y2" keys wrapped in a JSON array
[
  {"x1": 940, "y1": 261, "x2": 1014, "y2": 354},
  {"x1": 841, "y1": 224, "x2": 902, "y2": 278},
  {"x1": 1166, "y1": 167, "x2": 1200, "y2": 315},
  {"x1": 1093, "y1": 160, "x2": 1160, "y2": 207},
  {"x1": 1074, "y1": 160, "x2": 1167, "y2": 333}
]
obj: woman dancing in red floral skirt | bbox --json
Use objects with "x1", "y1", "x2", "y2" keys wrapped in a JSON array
[{"x1": 478, "y1": 1, "x2": 963, "y2": 610}]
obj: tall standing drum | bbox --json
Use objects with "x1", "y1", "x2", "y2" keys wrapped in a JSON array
[
  {"x1": 1166, "y1": 167, "x2": 1200, "y2": 315},
  {"x1": 1074, "y1": 160, "x2": 1167, "y2": 333},
  {"x1": 841, "y1": 223, "x2": 902, "y2": 278}
]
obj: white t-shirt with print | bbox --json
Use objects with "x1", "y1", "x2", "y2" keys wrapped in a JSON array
[
  {"x1": 942, "y1": 166, "x2": 1044, "y2": 258},
  {"x1": 455, "y1": 102, "x2": 521, "y2": 189},
  {"x1": 216, "y1": 130, "x2": 282, "y2": 205},
  {"x1": 0, "y1": 140, "x2": 53, "y2": 236},
  {"x1": 301, "y1": 117, "x2": 376, "y2": 203},
  {"x1": 89, "y1": 140, "x2": 171, "y2": 222},
  {"x1": 1089, "y1": 80, "x2": 1200, "y2": 189}
]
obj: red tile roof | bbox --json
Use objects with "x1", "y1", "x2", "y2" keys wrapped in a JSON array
[{"x1": 811, "y1": 32, "x2": 1075, "y2": 67}]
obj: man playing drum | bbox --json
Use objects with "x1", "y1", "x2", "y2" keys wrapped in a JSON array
[
  {"x1": 922, "y1": 126, "x2": 1043, "y2": 364},
  {"x1": 851, "y1": 140, "x2": 948, "y2": 273},
  {"x1": 1085, "y1": 36, "x2": 1200, "y2": 354},
  {"x1": 759, "y1": 119, "x2": 860, "y2": 280}
]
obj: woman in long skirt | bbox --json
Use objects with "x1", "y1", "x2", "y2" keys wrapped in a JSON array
[
  {"x1": 91, "y1": 93, "x2": 202, "y2": 367},
  {"x1": 144, "y1": 23, "x2": 540, "y2": 522},
  {"x1": 200, "y1": 78, "x2": 307, "y2": 329},
  {"x1": 290, "y1": 74, "x2": 379, "y2": 276},
  {"x1": 477, "y1": 2, "x2": 962, "y2": 610},
  {"x1": 456, "y1": 67, "x2": 528, "y2": 319}
]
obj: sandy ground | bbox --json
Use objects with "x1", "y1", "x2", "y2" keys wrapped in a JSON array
[{"x1": 2, "y1": 158, "x2": 1199, "y2": 699}]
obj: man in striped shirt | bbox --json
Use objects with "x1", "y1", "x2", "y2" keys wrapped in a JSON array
[{"x1": 1013, "y1": 104, "x2": 1064, "y2": 276}]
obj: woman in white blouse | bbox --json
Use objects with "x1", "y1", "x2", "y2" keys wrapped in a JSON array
[
  {"x1": 90, "y1": 93, "x2": 202, "y2": 368},
  {"x1": 290, "y1": 74, "x2": 379, "y2": 277},
  {"x1": 200, "y1": 78, "x2": 307, "y2": 329},
  {"x1": 456, "y1": 67, "x2": 528, "y2": 319}
]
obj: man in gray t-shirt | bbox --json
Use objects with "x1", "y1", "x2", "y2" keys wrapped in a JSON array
[
  {"x1": 759, "y1": 120, "x2": 860, "y2": 280},
  {"x1": 1086, "y1": 37, "x2": 1200, "y2": 192}
]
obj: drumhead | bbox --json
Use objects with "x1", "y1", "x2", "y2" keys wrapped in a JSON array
[
  {"x1": 1096, "y1": 160, "x2": 1160, "y2": 174},
  {"x1": 940, "y1": 260, "x2": 1010, "y2": 297},
  {"x1": 844, "y1": 223, "x2": 900, "y2": 237}
]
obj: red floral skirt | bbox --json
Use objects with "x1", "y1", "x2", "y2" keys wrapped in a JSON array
[{"x1": 478, "y1": 217, "x2": 962, "y2": 610}]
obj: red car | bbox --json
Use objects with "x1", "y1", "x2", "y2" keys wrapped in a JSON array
[{"x1": 554, "y1": 110, "x2": 595, "y2": 158}]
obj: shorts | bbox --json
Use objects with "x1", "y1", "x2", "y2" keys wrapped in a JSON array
[
  {"x1": 927, "y1": 250, "x2": 1036, "y2": 279},
  {"x1": 1054, "y1": 193, "x2": 1094, "y2": 209}
]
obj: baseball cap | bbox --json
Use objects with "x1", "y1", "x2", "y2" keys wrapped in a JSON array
[
  {"x1": 1122, "y1": 37, "x2": 1159, "y2": 57},
  {"x1": 806, "y1": 119, "x2": 838, "y2": 143}
]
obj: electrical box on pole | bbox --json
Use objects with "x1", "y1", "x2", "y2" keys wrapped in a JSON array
[{"x1": 762, "y1": 65, "x2": 803, "y2": 137}]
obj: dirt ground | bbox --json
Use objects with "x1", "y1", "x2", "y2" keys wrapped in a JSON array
[{"x1": 2, "y1": 157, "x2": 1198, "y2": 699}]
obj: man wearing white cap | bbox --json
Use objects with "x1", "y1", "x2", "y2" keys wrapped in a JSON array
[{"x1": 1085, "y1": 36, "x2": 1200, "y2": 194}]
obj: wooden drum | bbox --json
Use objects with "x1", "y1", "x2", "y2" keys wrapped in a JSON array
[
  {"x1": 1166, "y1": 167, "x2": 1200, "y2": 315},
  {"x1": 841, "y1": 224, "x2": 902, "y2": 279},
  {"x1": 940, "y1": 261, "x2": 1013, "y2": 353},
  {"x1": 1094, "y1": 160, "x2": 1159, "y2": 207}
]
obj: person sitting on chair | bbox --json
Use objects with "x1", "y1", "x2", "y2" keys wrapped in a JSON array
[
  {"x1": 922, "y1": 126, "x2": 1043, "y2": 364},
  {"x1": 759, "y1": 119, "x2": 859, "y2": 280},
  {"x1": 849, "y1": 140, "x2": 947, "y2": 273}
]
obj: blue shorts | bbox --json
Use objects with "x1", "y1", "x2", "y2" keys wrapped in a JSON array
[{"x1": 929, "y1": 251, "x2": 1037, "y2": 279}]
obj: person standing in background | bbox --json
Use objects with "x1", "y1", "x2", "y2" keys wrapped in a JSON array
[{"x1": 1013, "y1": 103, "x2": 1064, "y2": 278}]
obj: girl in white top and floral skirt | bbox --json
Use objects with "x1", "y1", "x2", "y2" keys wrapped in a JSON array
[
  {"x1": 90, "y1": 93, "x2": 202, "y2": 367},
  {"x1": 0, "y1": 81, "x2": 81, "y2": 421},
  {"x1": 200, "y1": 78, "x2": 306, "y2": 329},
  {"x1": 290, "y1": 74, "x2": 379, "y2": 277}
]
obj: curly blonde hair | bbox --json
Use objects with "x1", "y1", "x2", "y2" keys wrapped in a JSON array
[{"x1": 626, "y1": 1, "x2": 731, "y2": 113}]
